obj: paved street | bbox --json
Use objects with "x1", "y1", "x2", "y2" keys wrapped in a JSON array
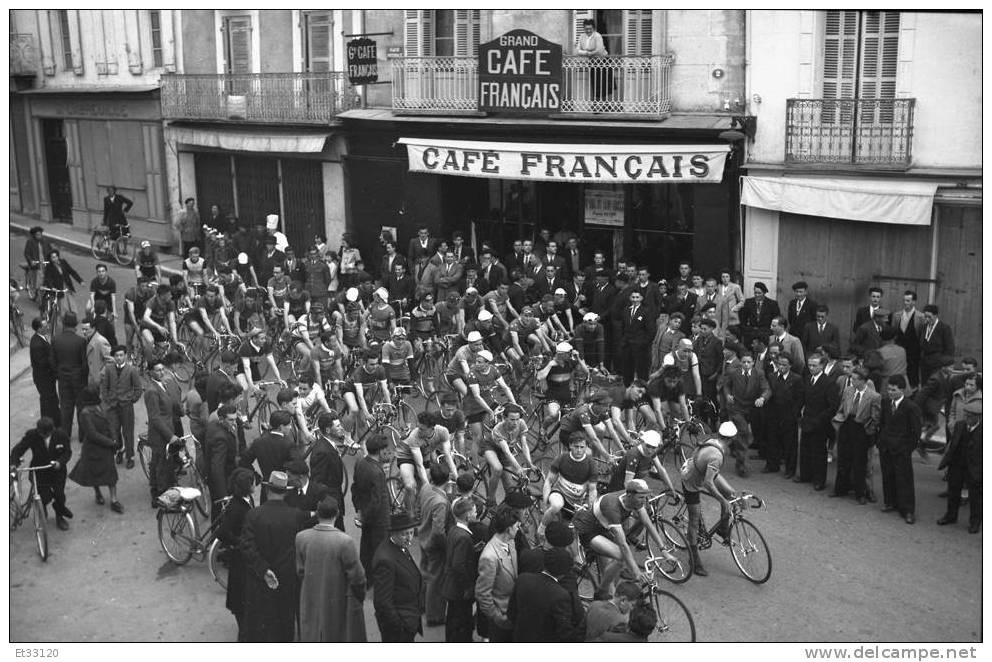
[{"x1": 8, "y1": 240, "x2": 983, "y2": 643}]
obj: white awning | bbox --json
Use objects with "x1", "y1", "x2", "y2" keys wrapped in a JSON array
[
  {"x1": 740, "y1": 175, "x2": 939, "y2": 226},
  {"x1": 169, "y1": 126, "x2": 331, "y2": 153}
]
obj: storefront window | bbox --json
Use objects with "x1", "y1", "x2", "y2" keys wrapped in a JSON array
[{"x1": 629, "y1": 183, "x2": 695, "y2": 279}]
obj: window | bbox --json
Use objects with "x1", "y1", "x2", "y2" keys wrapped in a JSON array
[
  {"x1": 303, "y1": 11, "x2": 332, "y2": 71},
  {"x1": 823, "y1": 11, "x2": 899, "y2": 104},
  {"x1": 149, "y1": 10, "x2": 163, "y2": 68},
  {"x1": 572, "y1": 10, "x2": 654, "y2": 55},
  {"x1": 223, "y1": 15, "x2": 252, "y2": 75},
  {"x1": 404, "y1": 9, "x2": 479, "y2": 57},
  {"x1": 57, "y1": 10, "x2": 72, "y2": 71}
]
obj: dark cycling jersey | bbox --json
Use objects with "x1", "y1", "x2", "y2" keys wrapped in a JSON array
[
  {"x1": 286, "y1": 291, "x2": 309, "y2": 318},
  {"x1": 647, "y1": 377, "x2": 684, "y2": 403},
  {"x1": 436, "y1": 410, "x2": 467, "y2": 435},
  {"x1": 411, "y1": 305, "x2": 437, "y2": 337},
  {"x1": 237, "y1": 340, "x2": 273, "y2": 379},
  {"x1": 549, "y1": 452, "x2": 595, "y2": 504},
  {"x1": 463, "y1": 366, "x2": 500, "y2": 416},
  {"x1": 145, "y1": 296, "x2": 175, "y2": 326},
  {"x1": 89, "y1": 276, "x2": 117, "y2": 306},
  {"x1": 608, "y1": 446, "x2": 654, "y2": 491},
  {"x1": 341, "y1": 315, "x2": 363, "y2": 348},
  {"x1": 558, "y1": 403, "x2": 609, "y2": 437}
]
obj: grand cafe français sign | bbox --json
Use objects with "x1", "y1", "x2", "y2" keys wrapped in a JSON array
[{"x1": 478, "y1": 29, "x2": 562, "y2": 115}]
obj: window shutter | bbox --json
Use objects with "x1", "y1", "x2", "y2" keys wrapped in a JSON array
[
  {"x1": 225, "y1": 16, "x2": 252, "y2": 74},
  {"x1": 623, "y1": 10, "x2": 653, "y2": 55},
  {"x1": 572, "y1": 10, "x2": 595, "y2": 49},
  {"x1": 859, "y1": 11, "x2": 899, "y2": 99},
  {"x1": 305, "y1": 12, "x2": 332, "y2": 72},
  {"x1": 822, "y1": 10, "x2": 858, "y2": 101},
  {"x1": 404, "y1": 9, "x2": 434, "y2": 56},
  {"x1": 454, "y1": 9, "x2": 480, "y2": 57}
]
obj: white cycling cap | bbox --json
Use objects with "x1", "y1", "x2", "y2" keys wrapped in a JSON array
[
  {"x1": 718, "y1": 421, "x2": 738, "y2": 437},
  {"x1": 466, "y1": 331, "x2": 483, "y2": 342},
  {"x1": 583, "y1": 312, "x2": 599, "y2": 322},
  {"x1": 477, "y1": 349, "x2": 494, "y2": 362},
  {"x1": 478, "y1": 309, "x2": 493, "y2": 321},
  {"x1": 556, "y1": 342, "x2": 573, "y2": 353},
  {"x1": 374, "y1": 287, "x2": 389, "y2": 300},
  {"x1": 640, "y1": 430, "x2": 662, "y2": 448},
  {"x1": 465, "y1": 286, "x2": 478, "y2": 295},
  {"x1": 237, "y1": 252, "x2": 249, "y2": 265},
  {"x1": 265, "y1": 214, "x2": 279, "y2": 230},
  {"x1": 345, "y1": 287, "x2": 359, "y2": 302},
  {"x1": 554, "y1": 288, "x2": 567, "y2": 295}
]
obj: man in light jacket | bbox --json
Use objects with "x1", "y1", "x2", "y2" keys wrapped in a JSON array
[
  {"x1": 475, "y1": 505, "x2": 521, "y2": 642},
  {"x1": 99, "y1": 345, "x2": 143, "y2": 468}
]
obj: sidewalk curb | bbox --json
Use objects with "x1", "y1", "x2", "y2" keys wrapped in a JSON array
[
  {"x1": 10, "y1": 222, "x2": 183, "y2": 278},
  {"x1": 10, "y1": 363, "x2": 31, "y2": 384}
]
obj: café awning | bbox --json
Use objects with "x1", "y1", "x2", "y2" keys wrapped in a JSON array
[
  {"x1": 169, "y1": 126, "x2": 332, "y2": 153},
  {"x1": 740, "y1": 175, "x2": 939, "y2": 226},
  {"x1": 397, "y1": 138, "x2": 731, "y2": 183}
]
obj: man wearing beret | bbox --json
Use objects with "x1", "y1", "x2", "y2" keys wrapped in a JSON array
[{"x1": 938, "y1": 400, "x2": 982, "y2": 533}]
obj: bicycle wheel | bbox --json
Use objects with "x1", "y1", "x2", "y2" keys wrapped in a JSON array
[
  {"x1": 396, "y1": 400, "x2": 418, "y2": 436},
  {"x1": 157, "y1": 509, "x2": 198, "y2": 565},
  {"x1": 648, "y1": 588, "x2": 696, "y2": 642},
  {"x1": 207, "y1": 538, "x2": 229, "y2": 590},
  {"x1": 177, "y1": 464, "x2": 210, "y2": 520},
  {"x1": 32, "y1": 498, "x2": 49, "y2": 561},
  {"x1": 24, "y1": 269, "x2": 39, "y2": 301},
  {"x1": 254, "y1": 398, "x2": 275, "y2": 435},
  {"x1": 645, "y1": 518, "x2": 693, "y2": 584},
  {"x1": 90, "y1": 232, "x2": 107, "y2": 261},
  {"x1": 114, "y1": 235, "x2": 134, "y2": 266},
  {"x1": 728, "y1": 517, "x2": 772, "y2": 584},
  {"x1": 575, "y1": 557, "x2": 602, "y2": 603},
  {"x1": 682, "y1": 419, "x2": 710, "y2": 448},
  {"x1": 518, "y1": 505, "x2": 542, "y2": 548},
  {"x1": 385, "y1": 476, "x2": 405, "y2": 513},
  {"x1": 11, "y1": 310, "x2": 27, "y2": 347},
  {"x1": 138, "y1": 439, "x2": 153, "y2": 480},
  {"x1": 9, "y1": 480, "x2": 21, "y2": 531}
]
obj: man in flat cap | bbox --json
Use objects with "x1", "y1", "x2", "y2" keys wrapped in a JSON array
[{"x1": 938, "y1": 400, "x2": 982, "y2": 533}]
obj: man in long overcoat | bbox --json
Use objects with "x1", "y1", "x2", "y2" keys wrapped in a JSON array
[{"x1": 295, "y1": 496, "x2": 367, "y2": 642}]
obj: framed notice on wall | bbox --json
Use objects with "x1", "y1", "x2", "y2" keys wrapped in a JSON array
[{"x1": 584, "y1": 189, "x2": 624, "y2": 227}]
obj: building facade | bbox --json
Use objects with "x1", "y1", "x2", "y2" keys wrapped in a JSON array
[
  {"x1": 741, "y1": 10, "x2": 982, "y2": 361},
  {"x1": 9, "y1": 10, "x2": 174, "y2": 243}
]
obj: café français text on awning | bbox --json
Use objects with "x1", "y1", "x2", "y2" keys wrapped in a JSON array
[{"x1": 397, "y1": 139, "x2": 731, "y2": 183}]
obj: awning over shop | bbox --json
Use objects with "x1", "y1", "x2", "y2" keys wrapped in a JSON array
[
  {"x1": 169, "y1": 126, "x2": 332, "y2": 153},
  {"x1": 397, "y1": 138, "x2": 730, "y2": 183},
  {"x1": 740, "y1": 175, "x2": 939, "y2": 226}
]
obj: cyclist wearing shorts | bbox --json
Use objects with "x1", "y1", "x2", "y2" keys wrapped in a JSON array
[
  {"x1": 182, "y1": 246, "x2": 208, "y2": 295},
  {"x1": 312, "y1": 331, "x2": 343, "y2": 385},
  {"x1": 134, "y1": 241, "x2": 162, "y2": 282},
  {"x1": 552, "y1": 288, "x2": 577, "y2": 335},
  {"x1": 216, "y1": 266, "x2": 245, "y2": 311},
  {"x1": 343, "y1": 348, "x2": 391, "y2": 424},
  {"x1": 606, "y1": 379, "x2": 653, "y2": 447},
  {"x1": 444, "y1": 330, "x2": 484, "y2": 398},
  {"x1": 267, "y1": 264, "x2": 291, "y2": 321},
  {"x1": 507, "y1": 306, "x2": 551, "y2": 361},
  {"x1": 296, "y1": 374, "x2": 332, "y2": 426},
  {"x1": 557, "y1": 393, "x2": 620, "y2": 460},
  {"x1": 123, "y1": 278, "x2": 155, "y2": 352},
  {"x1": 574, "y1": 312, "x2": 606, "y2": 366},
  {"x1": 539, "y1": 433, "x2": 598, "y2": 538},
  {"x1": 571, "y1": 479, "x2": 676, "y2": 596},
  {"x1": 680, "y1": 421, "x2": 738, "y2": 577},
  {"x1": 483, "y1": 281, "x2": 513, "y2": 329},
  {"x1": 647, "y1": 365, "x2": 691, "y2": 429},
  {"x1": 366, "y1": 287, "x2": 396, "y2": 343},
  {"x1": 340, "y1": 291, "x2": 367, "y2": 356},
  {"x1": 88, "y1": 263, "x2": 117, "y2": 319},
  {"x1": 464, "y1": 349, "x2": 517, "y2": 461},
  {"x1": 537, "y1": 341, "x2": 589, "y2": 429},
  {"x1": 481, "y1": 403, "x2": 535, "y2": 502},
  {"x1": 141, "y1": 284, "x2": 178, "y2": 355},
  {"x1": 283, "y1": 281, "x2": 310, "y2": 330},
  {"x1": 235, "y1": 328, "x2": 280, "y2": 408},
  {"x1": 233, "y1": 294, "x2": 266, "y2": 340},
  {"x1": 661, "y1": 338, "x2": 702, "y2": 398},
  {"x1": 436, "y1": 291, "x2": 464, "y2": 337},
  {"x1": 409, "y1": 293, "x2": 438, "y2": 356},
  {"x1": 436, "y1": 392, "x2": 468, "y2": 458},
  {"x1": 192, "y1": 284, "x2": 231, "y2": 338},
  {"x1": 460, "y1": 287, "x2": 484, "y2": 325},
  {"x1": 382, "y1": 327, "x2": 414, "y2": 385},
  {"x1": 395, "y1": 411, "x2": 457, "y2": 514}
]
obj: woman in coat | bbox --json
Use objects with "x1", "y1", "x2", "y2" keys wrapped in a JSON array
[
  {"x1": 69, "y1": 385, "x2": 123, "y2": 513},
  {"x1": 216, "y1": 468, "x2": 255, "y2": 641}
]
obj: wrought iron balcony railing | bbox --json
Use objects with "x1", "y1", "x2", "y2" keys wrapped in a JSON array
[
  {"x1": 160, "y1": 72, "x2": 357, "y2": 124},
  {"x1": 10, "y1": 33, "x2": 38, "y2": 76},
  {"x1": 785, "y1": 98, "x2": 915, "y2": 168},
  {"x1": 391, "y1": 53, "x2": 675, "y2": 118}
]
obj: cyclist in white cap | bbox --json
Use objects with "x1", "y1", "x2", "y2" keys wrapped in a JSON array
[
  {"x1": 506, "y1": 305, "x2": 551, "y2": 362},
  {"x1": 382, "y1": 326, "x2": 414, "y2": 385},
  {"x1": 574, "y1": 311, "x2": 606, "y2": 367},
  {"x1": 551, "y1": 287, "x2": 577, "y2": 335},
  {"x1": 680, "y1": 420, "x2": 739, "y2": 576},
  {"x1": 482, "y1": 280, "x2": 513, "y2": 329},
  {"x1": 443, "y1": 330, "x2": 484, "y2": 398},
  {"x1": 339, "y1": 293, "x2": 367, "y2": 359},
  {"x1": 463, "y1": 348, "x2": 517, "y2": 465},
  {"x1": 607, "y1": 431, "x2": 678, "y2": 546},
  {"x1": 536, "y1": 341, "x2": 590, "y2": 430},
  {"x1": 366, "y1": 286, "x2": 396, "y2": 343},
  {"x1": 134, "y1": 240, "x2": 162, "y2": 283}
]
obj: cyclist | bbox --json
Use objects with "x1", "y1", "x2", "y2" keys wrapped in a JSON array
[
  {"x1": 463, "y1": 309, "x2": 506, "y2": 359},
  {"x1": 191, "y1": 284, "x2": 231, "y2": 339},
  {"x1": 312, "y1": 331, "x2": 344, "y2": 386},
  {"x1": 23, "y1": 226, "x2": 53, "y2": 295},
  {"x1": 537, "y1": 342, "x2": 589, "y2": 431},
  {"x1": 481, "y1": 403, "x2": 536, "y2": 502},
  {"x1": 234, "y1": 251, "x2": 260, "y2": 289},
  {"x1": 232, "y1": 292, "x2": 266, "y2": 341},
  {"x1": 435, "y1": 392, "x2": 468, "y2": 458},
  {"x1": 536, "y1": 294, "x2": 568, "y2": 342},
  {"x1": 87, "y1": 263, "x2": 117, "y2": 320},
  {"x1": 340, "y1": 295, "x2": 367, "y2": 359},
  {"x1": 394, "y1": 410, "x2": 458, "y2": 514},
  {"x1": 382, "y1": 327, "x2": 415, "y2": 386},
  {"x1": 464, "y1": 349, "x2": 517, "y2": 462},
  {"x1": 605, "y1": 379, "x2": 654, "y2": 447},
  {"x1": 123, "y1": 277, "x2": 155, "y2": 354},
  {"x1": 182, "y1": 246, "x2": 208, "y2": 297},
  {"x1": 444, "y1": 330, "x2": 485, "y2": 398},
  {"x1": 483, "y1": 281, "x2": 514, "y2": 330},
  {"x1": 267, "y1": 263, "x2": 292, "y2": 323},
  {"x1": 460, "y1": 287, "x2": 484, "y2": 325},
  {"x1": 436, "y1": 290, "x2": 465, "y2": 337},
  {"x1": 296, "y1": 374, "x2": 332, "y2": 426},
  {"x1": 574, "y1": 312, "x2": 606, "y2": 367},
  {"x1": 344, "y1": 348, "x2": 391, "y2": 426},
  {"x1": 235, "y1": 327, "x2": 281, "y2": 413},
  {"x1": 42, "y1": 249, "x2": 83, "y2": 315},
  {"x1": 366, "y1": 286, "x2": 396, "y2": 344},
  {"x1": 538, "y1": 432, "x2": 598, "y2": 539},
  {"x1": 647, "y1": 365, "x2": 691, "y2": 430},
  {"x1": 134, "y1": 241, "x2": 162, "y2": 283},
  {"x1": 507, "y1": 305, "x2": 552, "y2": 362},
  {"x1": 661, "y1": 338, "x2": 702, "y2": 399},
  {"x1": 680, "y1": 421, "x2": 739, "y2": 577},
  {"x1": 409, "y1": 293, "x2": 438, "y2": 357},
  {"x1": 571, "y1": 479, "x2": 677, "y2": 597},
  {"x1": 557, "y1": 392, "x2": 621, "y2": 460},
  {"x1": 141, "y1": 284, "x2": 179, "y2": 358},
  {"x1": 552, "y1": 288, "x2": 577, "y2": 336}
]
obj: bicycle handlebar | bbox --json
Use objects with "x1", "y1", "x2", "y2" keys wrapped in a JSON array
[{"x1": 11, "y1": 462, "x2": 58, "y2": 473}]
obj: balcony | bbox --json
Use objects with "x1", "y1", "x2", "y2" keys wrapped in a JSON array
[
  {"x1": 160, "y1": 73, "x2": 357, "y2": 125},
  {"x1": 785, "y1": 98, "x2": 915, "y2": 169},
  {"x1": 391, "y1": 54, "x2": 675, "y2": 119},
  {"x1": 10, "y1": 33, "x2": 38, "y2": 77}
]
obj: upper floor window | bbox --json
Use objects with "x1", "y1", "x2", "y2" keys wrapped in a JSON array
[
  {"x1": 404, "y1": 10, "x2": 479, "y2": 57},
  {"x1": 56, "y1": 10, "x2": 72, "y2": 71},
  {"x1": 303, "y1": 11, "x2": 332, "y2": 71},
  {"x1": 572, "y1": 10, "x2": 654, "y2": 55},
  {"x1": 823, "y1": 10, "x2": 899, "y2": 100},
  {"x1": 149, "y1": 10, "x2": 163, "y2": 68},
  {"x1": 223, "y1": 15, "x2": 252, "y2": 75}
]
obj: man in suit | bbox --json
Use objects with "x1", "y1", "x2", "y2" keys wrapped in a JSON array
[
  {"x1": 919, "y1": 304, "x2": 955, "y2": 383},
  {"x1": 373, "y1": 511, "x2": 425, "y2": 642},
  {"x1": 309, "y1": 412, "x2": 346, "y2": 530},
  {"x1": 787, "y1": 281, "x2": 818, "y2": 336},
  {"x1": 565, "y1": 237, "x2": 583, "y2": 278},
  {"x1": 851, "y1": 308, "x2": 890, "y2": 359},
  {"x1": 451, "y1": 231, "x2": 475, "y2": 267},
  {"x1": 240, "y1": 410, "x2": 301, "y2": 503},
  {"x1": 869, "y1": 327, "x2": 908, "y2": 393},
  {"x1": 894, "y1": 290, "x2": 925, "y2": 388},
  {"x1": 380, "y1": 241, "x2": 407, "y2": 283},
  {"x1": 666, "y1": 281, "x2": 698, "y2": 320},
  {"x1": 102, "y1": 186, "x2": 133, "y2": 237},
  {"x1": 619, "y1": 291, "x2": 655, "y2": 384},
  {"x1": 509, "y1": 547, "x2": 585, "y2": 642},
  {"x1": 536, "y1": 263, "x2": 566, "y2": 299},
  {"x1": 10, "y1": 416, "x2": 73, "y2": 530},
  {"x1": 51, "y1": 312, "x2": 88, "y2": 438},
  {"x1": 475, "y1": 505, "x2": 521, "y2": 642},
  {"x1": 144, "y1": 360, "x2": 182, "y2": 506},
  {"x1": 284, "y1": 459, "x2": 330, "y2": 527},
  {"x1": 831, "y1": 367, "x2": 881, "y2": 502},
  {"x1": 418, "y1": 463, "x2": 451, "y2": 627},
  {"x1": 240, "y1": 470, "x2": 310, "y2": 642},
  {"x1": 801, "y1": 305, "x2": 841, "y2": 356},
  {"x1": 205, "y1": 405, "x2": 240, "y2": 521},
  {"x1": 434, "y1": 251, "x2": 463, "y2": 301},
  {"x1": 798, "y1": 353, "x2": 841, "y2": 490},
  {"x1": 696, "y1": 276, "x2": 730, "y2": 333},
  {"x1": 353, "y1": 434, "x2": 391, "y2": 582},
  {"x1": 723, "y1": 354, "x2": 771, "y2": 477},
  {"x1": 442, "y1": 497, "x2": 480, "y2": 642},
  {"x1": 632, "y1": 267, "x2": 664, "y2": 317},
  {"x1": 769, "y1": 315, "x2": 805, "y2": 374},
  {"x1": 543, "y1": 240, "x2": 568, "y2": 280},
  {"x1": 739, "y1": 282, "x2": 780, "y2": 349},
  {"x1": 100, "y1": 345, "x2": 142, "y2": 468},
  {"x1": 937, "y1": 401, "x2": 982, "y2": 533},
  {"x1": 853, "y1": 286, "x2": 886, "y2": 333},
  {"x1": 878, "y1": 375, "x2": 923, "y2": 523},
  {"x1": 407, "y1": 226, "x2": 437, "y2": 268},
  {"x1": 694, "y1": 319, "x2": 724, "y2": 405},
  {"x1": 766, "y1": 354, "x2": 804, "y2": 475},
  {"x1": 478, "y1": 249, "x2": 508, "y2": 294},
  {"x1": 80, "y1": 316, "x2": 111, "y2": 387},
  {"x1": 29, "y1": 317, "x2": 61, "y2": 426},
  {"x1": 504, "y1": 239, "x2": 526, "y2": 274}
]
